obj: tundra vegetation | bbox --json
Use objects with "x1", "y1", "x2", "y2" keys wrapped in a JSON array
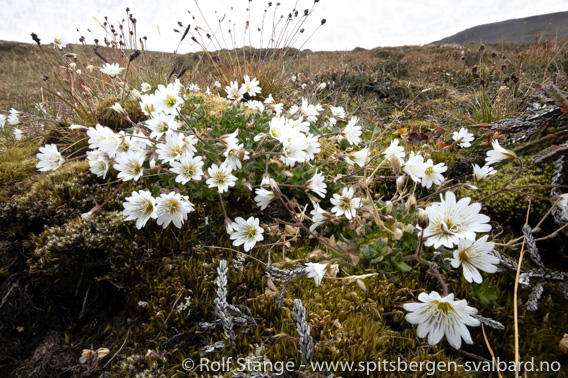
[{"x1": 1, "y1": 2, "x2": 568, "y2": 377}]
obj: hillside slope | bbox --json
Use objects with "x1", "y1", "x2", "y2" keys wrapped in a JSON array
[{"x1": 431, "y1": 11, "x2": 568, "y2": 44}]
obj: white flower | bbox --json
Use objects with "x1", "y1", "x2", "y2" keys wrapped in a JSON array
[
  {"x1": 230, "y1": 216, "x2": 264, "y2": 251},
  {"x1": 422, "y1": 191, "x2": 491, "y2": 249},
  {"x1": 223, "y1": 143, "x2": 249, "y2": 170},
  {"x1": 268, "y1": 116, "x2": 288, "y2": 141},
  {"x1": 254, "y1": 188, "x2": 277, "y2": 210},
  {"x1": 156, "y1": 133, "x2": 192, "y2": 163},
  {"x1": 421, "y1": 159, "x2": 447, "y2": 189},
  {"x1": 331, "y1": 187, "x2": 362, "y2": 220},
  {"x1": 305, "y1": 262, "x2": 327, "y2": 287},
  {"x1": 450, "y1": 235, "x2": 500, "y2": 283},
  {"x1": 141, "y1": 82, "x2": 152, "y2": 93},
  {"x1": 303, "y1": 133, "x2": 321, "y2": 161},
  {"x1": 381, "y1": 139, "x2": 405, "y2": 163},
  {"x1": 330, "y1": 106, "x2": 346, "y2": 119},
  {"x1": 241, "y1": 75, "x2": 262, "y2": 97},
  {"x1": 346, "y1": 147, "x2": 370, "y2": 167},
  {"x1": 310, "y1": 203, "x2": 330, "y2": 231},
  {"x1": 145, "y1": 114, "x2": 179, "y2": 140},
  {"x1": 36, "y1": 144, "x2": 64, "y2": 171},
  {"x1": 170, "y1": 155, "x2": 204, "y2": 184},
  {"x1": 206, "y1": 163, "x2": 237, "y2": 193},
  {"x1": 0, "y1": 114, "x2": 6, "y2": 128},
  {"x1": 87, "y1": 124, "x2": 122, "y2": 157},
  {"x1": 87, "y1": 150, "x2": 110, "y2": 179},
  {"x1": 403, "y1": 151, "x2": 426, "y2": 183},
  {"x1": 35, "y1": 103, "x2": 47, "y2": 114},
  {"x1": 341, "y1": 116, "x2": 362, "y2": 146},
  {"x1": 123, "y1": 190, "x2": 157, "y2": 229},
  {"x1": 220, "y1": 129, "x2": 239, "y2": 147},
  {"x1": 52, "y1": 36, "x2": 66, "y2": 49},
  {"x1": 327, "y1": 117, "x2": 337, "y2": 128},
  {"x1": 188, "y1": 83, "x2": 200, "y2": 92},
  {"x1": 154, "y1": 81, "x2": 183, "y2": 115},
  {"x1": 113, "y1": 151, "x2": 146, "y2": 181},
  {"x1": 306, "y1": 169, "x2": 327, "y2": 198},
  {"x1": 214, "y1": 81, "x2": 221, "y2": 88},
  {"x1": 155, "y1": 192, "x2": 194, "y2": 228},
  {"x1": 100, "y1": 63, "x2": 124, "y2": 78},
  {"x1": 246, "y1": 100, "x2": 265, "y2": 112},
  {"x1": 453, "y1": 128, "x2": 474, "y2": 148},
  {"x1": 264, "y1": 94, "x2": 274, "y2": 104},
  {"x1": 403, "y1": 291, "x2": 480, "y2": 349},
  {"x1": 139, "y1": 94, "x2": 157, "y2": 116},
  {"x1": 472, "y1": 164, "x2": 497, "y2": 184},
  {"x1": 225, "y1": 81, "x2": 245, "y2": 101},
  {"x1": 288, "y1": 104, "x2": 299, "y2": 115},
  {"x1": 272, "y1": 103, "x2": 284, "y2": 114},
  {"x1": 13, "y1": 128, "x2": 23, "y2": 140},
  {"x1": 300, "y1": 98, "x2": 320, "y2": 122},
  {"x1": 7, "y1": 108, "x2": 20, "y2": 125},
  {"x1": 485, "y1": 139, "x2": 517, "y2": 165},
  {"x1": 281, "y1": 134, "x2": 308, "y2": 167}
]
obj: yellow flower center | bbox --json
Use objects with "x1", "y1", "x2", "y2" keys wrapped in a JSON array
[
  {"x1": 246, "y1": 224, "x2": 258, "y2": 239},
  {"x1": 164, "y1": 95, "x2": 177, "y2": 107},
  {"x1": 184, "y1": 165, "x2": 196, "y2": 177},
  {"x1": 166, "y1": 199, "x2": 179, "y2": 213}
]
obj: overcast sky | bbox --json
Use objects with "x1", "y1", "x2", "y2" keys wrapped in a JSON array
[{"x1": 2, "y1": 0, "x2": 568, "y2": 52}]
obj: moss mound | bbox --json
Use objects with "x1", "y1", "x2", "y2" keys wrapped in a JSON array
[{"x1": 94, "y1": 96, "x2": 147, "y2": 130}]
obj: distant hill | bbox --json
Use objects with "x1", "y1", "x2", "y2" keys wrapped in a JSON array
[{"x1": 431, "y1": 11, "x2": 568, "y2": 45}]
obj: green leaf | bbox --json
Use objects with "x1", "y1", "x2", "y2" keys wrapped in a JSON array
[{"x1": 471, "y1": 279, "x2": 499, "y2": 307}]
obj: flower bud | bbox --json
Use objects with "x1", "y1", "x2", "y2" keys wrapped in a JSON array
[
  {"x1": 238, "y1": 147, "x2": 246, "y2": 161},
  {"x1": 393, "y1": 228, "x2": 403, "y2": 240},
  {"x1": 417, "y1": 208, "x2": 429, "y2": 229},
  {"x1": 149, "y1": 154, "x2": 157, "y2": 169},
  {"x1": 390, "y1": 154, "x2": 402, "y2": 174},
  {"x1": 261, "y1": 173, "x2": 272, "y2": 188},
  {"x1": 69, "y1": 124, "x2": 88, "y2": 131},
  {"x1": 406, "y1": 194, "x2": 417, "y2": 212},
  {"x1": 384, "y1": 201, "x2": 393, "y2": 214},
  {"x1": 110, "y1": 102, "x2": 128, "y2": 118},
  {"x1": 396, "y1": 176, "x2": 405, "y2": 193},
  {"x1": 130, "y1": 89, "x2": 141, "y2": 99},
  {"x1": 404, "y1": 224, "x2": 415, "y2": 233},
  {"x1": 224, "y1": 217, "x2": 234, "y2": 235}
]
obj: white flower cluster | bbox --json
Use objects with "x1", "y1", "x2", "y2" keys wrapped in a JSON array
[{"x1": 404, "y1": 139, "x2": 517, "y2": 349}]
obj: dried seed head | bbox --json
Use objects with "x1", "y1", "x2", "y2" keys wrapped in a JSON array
[{"x1": 31, "y1": 32, "x2": 41, "y2": 45}]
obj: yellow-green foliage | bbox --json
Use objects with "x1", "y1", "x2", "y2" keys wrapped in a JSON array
[
  {"x1": 462, "y1": 157, "x2": 553, "y2": 228},
  {"x1": 186, "y1": 93, "x2": 229, "y2": 117},
  {"x1": 94, "y1": 96, "x2": 146, "y2": 130},
  {"x1": 0, "y1": 144, "x2": 38, "y2": 187}
]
